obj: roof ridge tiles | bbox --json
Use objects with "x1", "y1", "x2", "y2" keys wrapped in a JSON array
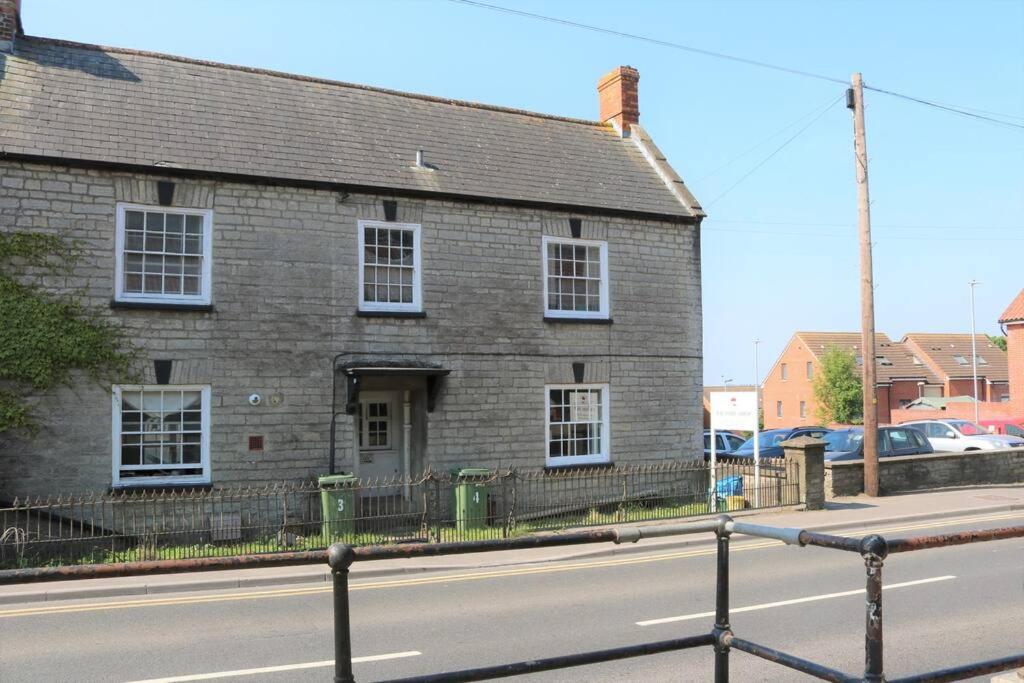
[{"x1": 21, "y1": 35, "x2": 606, "y2": 129}]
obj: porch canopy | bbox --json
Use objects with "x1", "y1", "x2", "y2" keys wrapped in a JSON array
[{"x1": 339, "y1": 361, "x2": 450, "y2": 414}]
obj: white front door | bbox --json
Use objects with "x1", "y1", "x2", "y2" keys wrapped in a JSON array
[{"x1": 357, "y1": 392, "x2": 403, "y2": 493}]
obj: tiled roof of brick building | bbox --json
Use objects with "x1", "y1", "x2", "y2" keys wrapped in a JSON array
[
  {"x1": 794, "y1": 332, "x2": 941, "y2": 384},
  {"x1": 902, "y1": 333, "x2": 1008, "y2": 381},
  {"x1": 0, "y1": 36, "x2": 701, "y2": 220},
  {"x1": 998, "y1": 290, "x2": 1024, "y2": 324}
]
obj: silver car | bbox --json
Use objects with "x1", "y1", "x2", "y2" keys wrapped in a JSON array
[{"x1": 901, "y1": 419, "x2": 1024, "y2": 451}]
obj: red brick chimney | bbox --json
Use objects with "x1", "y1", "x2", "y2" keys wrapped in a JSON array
[
  {"x1": 597, "y1": 66, "x2": 639, "y2": 136},
  {"x1": 998, "y1": 289, "x2": 1024, "y2": 417},
  {"x1": 0, "y1": 0, "x2": 22, "y2": 53}
]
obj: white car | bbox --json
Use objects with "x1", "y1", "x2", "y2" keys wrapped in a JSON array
[{"x1": 901, "y1": 419, "x2": 1024, "y2": 452}]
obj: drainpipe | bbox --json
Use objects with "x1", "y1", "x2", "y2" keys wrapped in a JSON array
[
  {"x1": 328, "y1": 353, "x2": 347, "y2": 475},
  {"x1": 403, "y1": 390, "x2": 412, "y2": 501}
]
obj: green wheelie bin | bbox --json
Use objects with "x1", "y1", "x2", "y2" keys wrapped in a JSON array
[
  {"x1": 452, "y1": 468, "x2": 492, "y2": 533},
  {"x1": 318, "y1": 473, "x2": 358, "y2": 540}
]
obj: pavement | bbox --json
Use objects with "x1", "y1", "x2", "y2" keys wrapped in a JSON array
[{"x1": 3, "y1": 484, "x2": 1024, "y2": 606}]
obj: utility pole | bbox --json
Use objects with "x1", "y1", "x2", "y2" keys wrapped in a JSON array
[
  {"x1": 969, "y1": 280, "x2": 980, "y2": 423},
  {"x1": 848, "y1": 73, "x2": 879, "y2": 497}
]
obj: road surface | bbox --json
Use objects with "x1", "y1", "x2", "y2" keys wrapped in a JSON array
[{"x1": 2, "y1": 511, "x2": 1023, "y2": 682}]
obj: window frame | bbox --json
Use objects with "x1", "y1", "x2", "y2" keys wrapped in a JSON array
[
  {"x1": 111, "y1": 384, "x2": 212, "y2": 488},
  {"x1": 358, "y1": 397, "x2": 394, "y2": 452},
  {"x1": 799, "y1": 400, "x2": 807, "y2": 419},
  {"x1": 541, "y1": 236, "x2": 610, "y2": 320},
  {"x1": 357, "y1": 220, "x2": 423, "y2": 313},
  {"x1": 114, "y1": 203, "x2": 213, "y2": 306},
  {"x1": 545, "y1": 383, "x2": 611, "y2": 467},
  {"x1": 781, "y1": 363, "x2": 788, "y2": 380},
  {"x1": 806, "y1": 361, "x2": 813, "y2": 379},
  {"x1": 776, "y1": 400, "x2": 783, "y2": 418}
]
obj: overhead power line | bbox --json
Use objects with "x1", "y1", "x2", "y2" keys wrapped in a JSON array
[
  {"x1": 692, "y1": 96, "x2": 844, "y2": 184},
  {"x1": 702, "y1": 226, "x2": 1024, "y2": 242},
  {"x1": 448, "y1": 0, "x2": 847, "y2": 85},
  {"x1": 704, "y1": 94, "x2": 845, "y2": 207},
  {"x1": 709, "y1": 219, "x2": 1024, "y2": 231},
  {"x1": 449, "y1": 0, "x2": 1024, "y2": 130}
]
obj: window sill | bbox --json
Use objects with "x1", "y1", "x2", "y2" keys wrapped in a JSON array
[
  {"x1": 110, "y1": 483, "x2": 213, "y2": 494},
  {"x1": 543, "y1": 316, "x2": 613, "y2": 325},
  {"x1": 356, "y1": 310, "x2": 427, "y2": 319},
  {"x1": 544, "y1": 462, "x2": 614, "y2": 472},
  {"x1": 111, "y1": 300, "x2": 214, "y2": 313}
]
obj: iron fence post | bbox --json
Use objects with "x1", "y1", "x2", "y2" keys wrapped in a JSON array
[
  {"x1": 713, "y1": 515, "x2": 733, "y2": 683},
  {"x1": 860, "y1": 534, "x2": 888, "y2": 682},
  {"x1": 329, "y1": 543, "x2": 357, "y2": 683},
  {"x1": 433, "y1": 476, "x2": 442, "y2": 543}
]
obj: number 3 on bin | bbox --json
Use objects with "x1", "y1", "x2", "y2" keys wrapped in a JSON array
[
  {"x1": 337, "y1": 499, "x2": 345, "y2": 512},
  {"x1": 473, "y1": 491, "x2": 479, "y2": 504}
]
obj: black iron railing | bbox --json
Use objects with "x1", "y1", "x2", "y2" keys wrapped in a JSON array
[
  {"x1": 3, "y1": 518, "x2": 1023, "y2": 681},
  {"x1": 0, "y1": 458, "x2": 799, "y2": 568}
]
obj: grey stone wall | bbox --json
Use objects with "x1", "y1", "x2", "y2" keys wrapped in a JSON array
[
  {"x1": 0, "y1": 160, "x2": 702, "y2": 494},
  {"x1": 826, "y1": 449, "x2": 1024, "y2": 497}
]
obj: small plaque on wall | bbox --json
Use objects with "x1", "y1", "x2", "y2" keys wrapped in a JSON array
[{"x1": 360, "y1": 452, "x2": 374, "y2": 464}]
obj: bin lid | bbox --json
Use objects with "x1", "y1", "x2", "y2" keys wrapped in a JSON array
[
  {"x1": 453, "y1": 467, "x2": 493, "y2": 477},
  {"x1": 318, "y1": 473, "x2": 358, "y2": 486}
]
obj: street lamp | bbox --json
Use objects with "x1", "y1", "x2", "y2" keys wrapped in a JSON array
[
  {"x1": 753, "y1": 338, "x2": 762, "y2": 507},
  {"x1": 969, "y1": 280, "x2": 980, "y2": 424}
]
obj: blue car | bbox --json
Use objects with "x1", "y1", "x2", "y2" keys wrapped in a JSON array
[
  {"x1": 729, "y1": 426, "x2": 831, "y2": 459},
  {"x1": 823, "y1": 426, "x2": 933, "y2": 462}
]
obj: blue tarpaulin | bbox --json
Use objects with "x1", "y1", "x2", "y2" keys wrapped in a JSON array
[{"x1": 715, "y1": 475, "x2": 744, "y2": 497}]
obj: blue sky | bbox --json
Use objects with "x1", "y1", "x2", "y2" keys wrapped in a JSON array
[{"x1": 23, "y1": 1, "x2": 1024, "y2": 385}]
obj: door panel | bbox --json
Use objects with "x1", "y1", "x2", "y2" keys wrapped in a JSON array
[{"x1": 358, "y1": 392, "x2": 403, "y2": 493}]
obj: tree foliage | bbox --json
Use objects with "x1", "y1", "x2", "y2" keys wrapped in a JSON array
[
  {"x1": 0, "y1": 232, "x2": 136, "y2": 435},
  {"x1": 989, "y1": 334, "x2": 1007, "y2": 352},
  {"x1": 812, "y1": 346, "x2": 863, "y2": 425}
]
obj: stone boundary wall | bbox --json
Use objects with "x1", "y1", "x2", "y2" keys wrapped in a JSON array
[{"x1": 826, "y1": 449, "x2": 1024, "y2": 497}]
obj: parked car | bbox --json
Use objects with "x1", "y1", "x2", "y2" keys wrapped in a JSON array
[
  {"x1": 703, "y1": 430, "x2": 746, "y2": 460},
  {"x1": 730, "y1": 426, "x2": 831, "y2": 459},
  {"x1": 900, "y1": 419, "x2": 1024, "y2": 451},
  {"x1": 979, "y1": 418, "x2": 1024, "y2": 439},
  {"x1": 823, "y1": 426, "x2": 933, "y2": 462}
]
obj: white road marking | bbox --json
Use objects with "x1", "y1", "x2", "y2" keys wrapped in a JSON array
[
  {"x1": 123, "y1": 651, "x2": 422, "y2": 682},
  {"x1": 636, "y1": 575, "x2": 956, "y2": 626}
]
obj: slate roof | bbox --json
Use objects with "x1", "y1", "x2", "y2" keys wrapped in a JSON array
[
  {"x1": 794, "y1": 332, "x2": 941, "y2": 384},
  {"x1": 0, "y1": 36, "x2": 700, "y2": 220},
  {"x1": 998, "y1": 290, "x2": 1024, "y2": 324},
  {"x1": 902, "y1": 333, "x2": 1008, "y2": 381}
]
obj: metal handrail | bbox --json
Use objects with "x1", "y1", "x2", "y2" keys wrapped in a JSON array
[{"x1": 2, "y1": 516, "x2": 1023, "y2": 682}]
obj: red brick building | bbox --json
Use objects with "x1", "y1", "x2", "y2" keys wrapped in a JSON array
[
  {"x1": 999, "y1": 290, "x2": 1024, "y2": 416},
  {"x1": 762, "y1": 293, "x2": 1023, "y2": 429},
  {"x1": 900, "y1": 333, "x2": 1009, "y2": 403},
  {"x1": 761, "y1": 332, "x2": 942, "y2": 429}
]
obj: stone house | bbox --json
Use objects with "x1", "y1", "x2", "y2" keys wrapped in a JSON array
[{"x1": 0, "y1": 2, "x2": 705, "y2": 496}]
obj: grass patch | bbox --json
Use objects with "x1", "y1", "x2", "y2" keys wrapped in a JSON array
[{"x1": 2, "y1": 496, "x2": 750, "y2": 569}]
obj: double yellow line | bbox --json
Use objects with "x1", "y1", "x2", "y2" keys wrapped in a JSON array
[{"x1": 2, "y1": 510, "x2": 1021, "y2": 619}]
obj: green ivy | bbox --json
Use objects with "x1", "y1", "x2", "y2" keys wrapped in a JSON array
[{"x1": 0, "y1": 232, "x2": 137, "y2": 434}]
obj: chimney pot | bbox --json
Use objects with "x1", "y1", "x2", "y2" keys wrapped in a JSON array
[
  {"x1": 597, "y1": 65, "x2": 640, "y2": 136},
  {"x1": 0, "y1": 0, "x2": 21, "y2": 53}
]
